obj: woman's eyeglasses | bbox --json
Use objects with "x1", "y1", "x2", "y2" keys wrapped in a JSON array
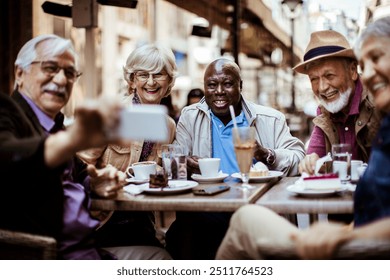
[
  {"x1": 31, "y1": 60, "x2": 82, "y2": 83},
  {"x1": 134, "y1": 72, "x2": 169, "y2": 82}
]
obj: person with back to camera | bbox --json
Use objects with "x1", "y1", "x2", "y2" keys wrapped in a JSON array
[
  {"x1": 0, "y1": 34, "x2": 155, "y2": 259},
  {"x1": 165, "y1": 57, "x2": 305, "y2": 259},
  {"x1": 216, "y1": 17, "x2": 390, "y2": 260},
  {"x1": 78, "y1": 43, "x2": 177, "y2": 259}
]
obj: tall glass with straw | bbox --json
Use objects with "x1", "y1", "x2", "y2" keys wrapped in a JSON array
[{"x1": 230, "y1": 106, "x2": 256, "y2": 189}]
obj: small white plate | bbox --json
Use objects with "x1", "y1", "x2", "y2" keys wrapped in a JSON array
[
  {"x1": 142, "y1": 180, "x2": 199, "y2": 195},
  {"x1": 286, "y1": 184, "x2": 347, "y2": 198},
  {"x1": 191, "y1": 173, "x2": 229, "y2": 183},
  {"x1": 125, "y1": 177, "x2": 149, "y2": 184},
  {"x1": 231, "y1": 171, "x2": 284, "y2": 183}
]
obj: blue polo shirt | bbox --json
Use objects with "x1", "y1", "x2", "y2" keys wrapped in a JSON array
[{"x1": 211, "y1": 110, "x2": 249, "y2": 175}]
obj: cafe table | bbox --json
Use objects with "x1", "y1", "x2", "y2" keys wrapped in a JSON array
[
  {"x1": 91, "y1": 178, "x2": 279, "y2": 213},
  {"x1": 255, "y1": 176, "x2": 354, "y2": 223}
]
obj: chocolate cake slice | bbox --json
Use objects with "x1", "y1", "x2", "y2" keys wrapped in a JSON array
[{"x1": 149, "y1": 173, "x2": 168, "y2": 189}]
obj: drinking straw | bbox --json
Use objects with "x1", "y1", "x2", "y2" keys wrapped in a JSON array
[
  {"x1": 229, "y1": 105, "x2": 240, "y2": 144},
  {"x1": 229, "y1": 105, "x2": 238, "y2": 130}
]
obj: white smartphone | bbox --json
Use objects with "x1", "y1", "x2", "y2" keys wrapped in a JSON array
[{"x1": 115, "y1": 104, "x2": 169, "y2": 142}]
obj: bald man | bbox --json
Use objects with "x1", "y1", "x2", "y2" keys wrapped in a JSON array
[{"x1": 165, "y1": 58, "x2": 305, "y2": 259}]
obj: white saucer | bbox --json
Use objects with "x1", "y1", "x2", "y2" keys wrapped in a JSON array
[
  {"x1": 191, "y1": 173, "x2": 229, "y2": 183},
  {"x1": 231, "y1": 171, "x2": 283, "y2": 183},
  {"x1": 286, "y1": 184, "x2": 347, "y2": 198}
]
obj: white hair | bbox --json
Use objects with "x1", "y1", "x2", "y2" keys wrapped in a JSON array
[
  {"x1": 354, "y1": 16, "x2": 390, "y2": 59},
  {"x1": 14, "y1": 34, "x2": 77, "y2": 89},
  {"x1": 123, "y1": 43, "x2": 178, "y2": 96}
]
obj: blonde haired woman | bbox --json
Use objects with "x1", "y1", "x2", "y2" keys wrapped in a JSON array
[{"x1": 79, "y1": 43, "x2": 177, "y2": 259}]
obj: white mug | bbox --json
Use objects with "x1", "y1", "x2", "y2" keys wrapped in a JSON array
[
  {"x1": 198, "y1": 158, "x2": 221, "y2": 178},
  {"x1": 351, "y1": 160, "x2": 363, "y2": 181},
  {"x1": 333, "y1": 160, "x2": 349, "y2": 182},
  {"x1": 126, "y1": 161, "x2": 157, "y2": 180}
]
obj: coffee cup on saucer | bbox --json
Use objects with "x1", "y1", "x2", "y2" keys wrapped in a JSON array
[
  {"x1": 198, "y1": 158, "x2": 220, "y2": 178},
  {"x1": 126, "y1": 161, "x2": 157, "y2": 180}
]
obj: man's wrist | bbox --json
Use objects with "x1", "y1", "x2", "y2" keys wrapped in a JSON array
[{"x1": 265, "y1": 148, "x2": 276, "y2": 166}]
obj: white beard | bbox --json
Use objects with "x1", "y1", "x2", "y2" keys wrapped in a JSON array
[{"x1": 319, "y1": 87, "x2": 353, "y2": 114}]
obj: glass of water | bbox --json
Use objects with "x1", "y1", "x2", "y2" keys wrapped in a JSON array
[
  {"x1": 160, "y1": 144, "x2": 178, "y2": 180},
  {"x1": 173, "y1": 146, "x2": 188, "y2": 180},
  {"x1": 331, "y1": 143, "x2": 351, "y2": 184}
]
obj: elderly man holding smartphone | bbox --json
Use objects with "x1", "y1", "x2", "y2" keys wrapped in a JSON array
[{"x1": 0, "y1": 34, "x2": 168, "y2": 259}]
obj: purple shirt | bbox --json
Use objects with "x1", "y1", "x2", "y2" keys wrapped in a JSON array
[
  {"x1": 22, "y1": 94, "x2": 101, "y2": 259},
  {"x1": 307, "y1": 80, "x2": 363, "y2": 160}
]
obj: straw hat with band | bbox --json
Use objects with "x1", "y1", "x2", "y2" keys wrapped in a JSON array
[{"x1": 293, "y1": 30, "x2": 356, "y2": 74}]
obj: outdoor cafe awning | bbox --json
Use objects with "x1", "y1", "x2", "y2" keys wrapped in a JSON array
[{"x1": 165, "y1": 0, "x2": 303, "y2": 67}]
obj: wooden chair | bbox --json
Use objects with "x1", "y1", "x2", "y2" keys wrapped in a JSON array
[
  {"x1": 0, "y1": 228, "x2": 57, "y2": 259},
  {"x1": 258, "y1": 239, "x2": 390, "y2": 260}
]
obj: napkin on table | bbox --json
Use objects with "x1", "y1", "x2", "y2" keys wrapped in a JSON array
[
  {"x1": 315, "y1": 152, "x2": 333, "y2": 175},
  {"x1": 123, "y1": 183, "x2": 148, "y2": 195}
]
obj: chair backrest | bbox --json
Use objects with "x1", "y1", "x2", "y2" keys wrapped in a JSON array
[
  {"x1": 258, "y1": 239, "x2": 390, "y2": 260},
  {"x1": 0, "y1": 228, "x2": 57, "y2": 260}
]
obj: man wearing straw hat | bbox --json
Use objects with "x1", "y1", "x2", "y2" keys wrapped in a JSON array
[
  {"x1": 165, "y1": 58, "x2": 305, "y2": 260},
  {"x1": 297, "y1": 30, "x2": 382, "y2": 175},
  {"x1": 297, "y1": 30, "x2": 383, "y2": 225}
]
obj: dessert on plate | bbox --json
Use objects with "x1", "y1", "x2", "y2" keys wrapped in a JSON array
[
  {"x1": 149, "y1": 172, "x2": 168, "y2": 189},
  {"x1": 302, "y1": 173, "x2": 342, "y2": 190},
  {"x1": 249, "y1": 162, "x2": 269, "y2": 177}
]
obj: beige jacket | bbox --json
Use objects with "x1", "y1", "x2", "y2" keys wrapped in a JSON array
[{"x1": 175, "y1": 96, "x2": 305, "y2": 176}]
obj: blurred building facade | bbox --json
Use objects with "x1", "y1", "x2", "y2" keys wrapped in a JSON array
[
  {"x1": 0, "y1": 0, "x2": 369, "y2": 123},
  {"x1": 362, "y1": 0, "x2": 390, "y2": 22},
  {"x1": 1, "y1": 1, "x2": 302, "y2": 114}
]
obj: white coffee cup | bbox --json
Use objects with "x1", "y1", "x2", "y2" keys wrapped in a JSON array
[
  {"x1": 126, "y1": 161, "x2": 157, "y2": 180},
  {"x1": 333, "y1": 160, "x2": 349, "y2": 182},
  {"x1": 351, "y1": 160, "x2": 363, "y2": 181},
  {"x1": 198, "y1": 158, "x2": 221, "y2": 178}
]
